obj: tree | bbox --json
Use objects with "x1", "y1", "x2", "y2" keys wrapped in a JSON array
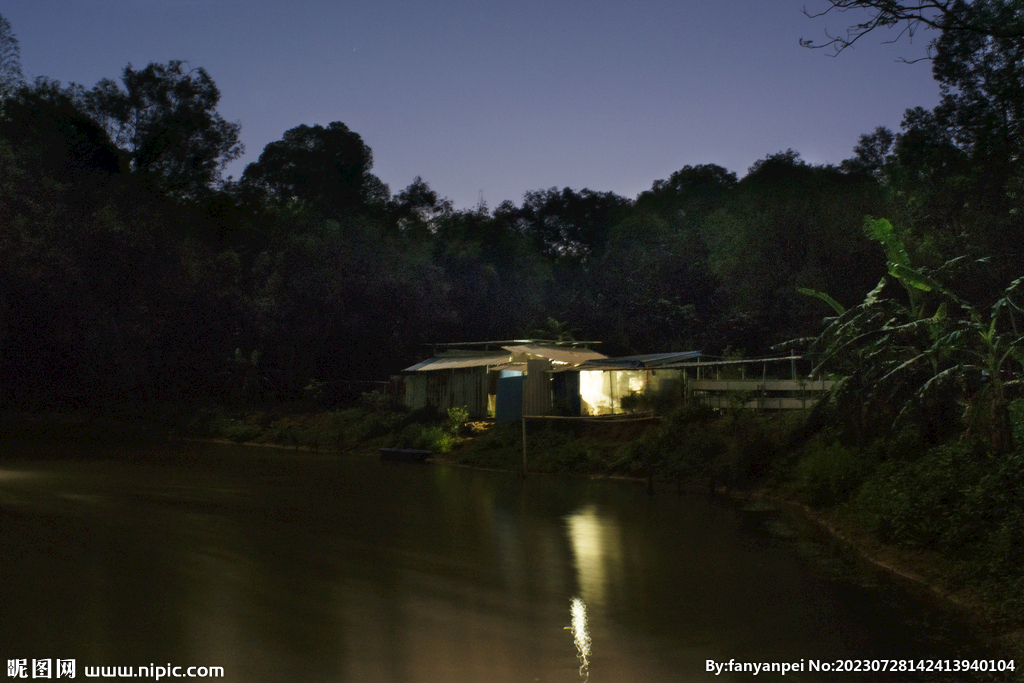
[
  {"x1": 388, "y1": 176, "x2": 452, "y2": 235},
  {"x1": 702, "y1": 151, "x2": 886, "y2": 347},
  {"x1": 802, "y1": 0, "x2": 1024, "y2": 56},
  {"x1": 249, "y1": 216, "x2": 455, "y2": 395},
  {"x1": 241, "y1": 122, "x2": 380, "y2": 217},
  {"x1": 840, "y1": 108, "x2": 974, "y2": 268},
  {"x1": 516, "y1": 187, "x2": 632, "y2": 260},
  {"x1": 425, "y1": 202, "x2": 550, "y2": 343},
  {"x1": 932, "y1": 1, "x2": 1024, "y2": 177},
  {"x1": 588, "y1": 212, "x2": 706, "y2": 353},
  {"x1": 840, "y1": 126, "x2": 896, "y2": 176},
  {"x1": 0, "y1": 80, "x2": 121, "y2": 184},
  {"x1": 635, "y1": 163, "x2": 737, "y2": 223},
  {"x1": 82, "y1": 60, "x2": 243, "y2": 197},
  {"x1": 0, "y1": 12, "x2": 23, "y2": 98}
]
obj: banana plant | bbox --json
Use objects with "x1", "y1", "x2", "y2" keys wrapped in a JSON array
[
  {"x1": 797, "y1": 217, "x2": 1024, "y2": 452},
  {"x1": 931, "y1": 277, "x2": 1024, "y2": 452}
]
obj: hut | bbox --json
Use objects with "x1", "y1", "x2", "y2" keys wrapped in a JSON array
[
  {"x1": 397, "y1": 349, "x2": 513, "y2": 417},
  {"x1": 395, "y1": 341, "x2": 606, "y2": 420}
]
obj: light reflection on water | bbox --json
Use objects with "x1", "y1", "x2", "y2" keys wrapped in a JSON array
[
  {"x1": 567, "y1": 597, "x2": 591, "y2": 682},
  {"x1": 565, "y1": 504, "x2": 623, "y2": 609}
]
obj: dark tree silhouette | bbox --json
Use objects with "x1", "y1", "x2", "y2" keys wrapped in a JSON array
[
  {"x1": 82, "y1": 60, "x2": 243, "y2": 197},
  {"x1": 802, "y1": 0, "x2": 1024, "y2": 57},
  {"x1": 0, "y1": 12, "x2": 23, "y2": 97},
  {"x1": 0, "y1": 81, "x2": 121, "y2": 182},
  {"x1": 241, "y1": 122, "x2": 382, "y2": 217}
]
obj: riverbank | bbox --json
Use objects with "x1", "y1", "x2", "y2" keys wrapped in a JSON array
[{"x1": 740, "y1": 488, "x2": 1024, "y2": 670}]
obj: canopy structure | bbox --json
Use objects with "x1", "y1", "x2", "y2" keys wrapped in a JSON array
[
  {"x1": 503, "y1": 344, "x2": 607, "y2": 367},
  {"x1": 402, "y1": 350, "x2": 512, "y2": 372}
]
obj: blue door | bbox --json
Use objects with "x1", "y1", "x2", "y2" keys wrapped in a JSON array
[{"x1": 495, "y1": 371, "x2": 524, "y2": 423}]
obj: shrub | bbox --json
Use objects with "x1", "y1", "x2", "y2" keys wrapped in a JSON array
[
  {"x1": 793, "y1": 439, "x2": 874, "y2": 507},
  {"x1": 446, "y1": 406, "x2": 470, "y2": 435},
  {"x1": 220, "y1": 420, "x2": 263, "y2": 443},
  {"x1": 360, "y1": 389, "x2": 391, "y2": 412},
  {"x1": 620, "y1": 392, "x2": 641, "y2": 414},
  {"x1": 416, "y1": 425, "x2": 456, "y2": 453},
  {"x1": 853, "y1": 440, "x2": 987, "y2": 546},
  {"x1": 614, "y1": 405, "x2": 729, "y2": 480},
  {"x1": 393, "y1": 422, "x2": 456, "y2": 453}
]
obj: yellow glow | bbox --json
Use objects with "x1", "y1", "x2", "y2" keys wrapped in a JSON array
[
  {"x1": 566, "y1": 505, "x2": 623, "y2": 609},
  {"x1": 579, "y1": 371, "x2": 612, "y2": 415},
  {"x1": 578, "y1": 370, "x2": 648, "y2": 414}
]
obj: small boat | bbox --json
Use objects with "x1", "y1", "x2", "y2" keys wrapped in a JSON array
[{"x1": 379, "y1": 447, "x2": 432, "y2": 463}]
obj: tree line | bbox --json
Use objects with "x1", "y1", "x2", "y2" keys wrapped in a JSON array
[{"x1": 0, "y1": 3, "x2": 1021, "y2": 435}]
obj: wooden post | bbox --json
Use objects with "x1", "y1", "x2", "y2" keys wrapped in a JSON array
[
  {"x1": 521, "y1": 416, "x2": 527, "y2": 477},
  {"x1": 646, "y1": 450, "x2": 654, "y2": 496},
  {"x1": 760, "y1": 363, "x2": 767, "y2": 412}
]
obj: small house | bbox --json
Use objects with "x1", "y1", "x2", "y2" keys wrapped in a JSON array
[{"x1": 394, "y1": 340, "x2": 606, "y2": 420}]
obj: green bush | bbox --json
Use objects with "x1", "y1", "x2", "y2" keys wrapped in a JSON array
[
  {"x1": 620, "y1": 392, "x2": 642, "y2": 414},
  {"x1": 335, "y1": 407, "x2": 403, "y2": 445},
  {"x1": 849, "y1": 439, "x2": 1024, "y2": 615},
  {"x1": 446, "y1": 406, "x2": 470, "y2": 435},
  {"x1": 853, "y1": 440, "x2": 986, "y2": 546},
  {"x1": 416, "y1": 425, "x2": 456, "y2": 453},
  {"x1": 221, "y1": 420, "x2": 262, "y2": 443},
  {"x1": 393, "y1": 423, "x2": 456, "y2": 453},
  {"x1": 793, "y1": 439, "x2": 874, "y2": 507},
  {"x1": 613, "y1": 405, "x2": 729, "y2": 479},
  {"x1": 360, "y1": 389, "x2": 391, "y2": 412}
]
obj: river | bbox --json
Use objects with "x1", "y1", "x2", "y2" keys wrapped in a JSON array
[{"x1": 0, "y1": 441, "x2": 1010, "y2": 682}]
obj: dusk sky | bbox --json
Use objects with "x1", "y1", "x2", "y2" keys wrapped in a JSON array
[{"x1": 4, "y1": 1, "x2": 941, "y2": 209}]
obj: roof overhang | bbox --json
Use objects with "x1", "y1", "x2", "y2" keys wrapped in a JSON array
[
  {"x1": 560, "y1": 351, "x2": 702, "y2": 372},
  {"x1": 502, "y1": 344, "x2": 607, "y2": 366},
  {"x1": 402, "y1": 350, "x2": 512, "y2": 372}
]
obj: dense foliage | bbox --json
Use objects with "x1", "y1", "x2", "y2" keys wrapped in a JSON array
[{"x1": 0, "y1": 4, "x2": 1021, "y2": 430}]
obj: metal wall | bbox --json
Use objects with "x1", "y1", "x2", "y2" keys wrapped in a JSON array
[
  {"x1": 522, "y1": 358, "x2": 553, "y2": 417},
  {"x1": 401, "y1": 368, "x2": 491, "y2": 416}
]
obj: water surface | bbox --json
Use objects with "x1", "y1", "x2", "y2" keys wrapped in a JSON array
[{"x1": 0, "y1": 441, "x2": 1005, "y2": 682}]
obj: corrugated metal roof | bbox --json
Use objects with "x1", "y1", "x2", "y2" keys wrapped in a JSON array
[
  {"x1": 570, "y1": 350, "x2": 702, "y2": 371},
  {"x1": 425, "y1": 339, "x2": 603, "y2": 348},
  {"x1": 502, "y1": 344, "x2": 606, "y2": 366},
  {"x1": 403, "y1": 350, "x2": 512, "y2": 372},
  {"x1": 663, "y1": 354, "x2": 800, "y2": 367}
]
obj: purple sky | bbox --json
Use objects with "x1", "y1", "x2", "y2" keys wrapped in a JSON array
[{"x1": 4, "y1": 0, "x2": 940, "y2": 209}]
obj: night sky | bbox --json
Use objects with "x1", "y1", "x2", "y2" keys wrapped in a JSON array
[{"x1": 4, "y1": 0, "x2": 940, "y2": 209}]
